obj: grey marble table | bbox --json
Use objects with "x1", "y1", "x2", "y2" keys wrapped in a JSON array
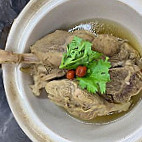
[{"x1": 0, "y1": 0, "x2": 31, "y2": 141}]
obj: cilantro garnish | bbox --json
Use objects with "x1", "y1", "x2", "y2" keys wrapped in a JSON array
[{"x1": 59, "y1": 36, "x2": 102, "y2": 69}]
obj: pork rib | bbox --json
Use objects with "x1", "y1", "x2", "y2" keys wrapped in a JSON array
[
  {"x1": 0, "y1": 49, "x2": 39, "y2": 64},
  {"x1": 45, "y1": 79, "x2": 131, "y2": 120}
]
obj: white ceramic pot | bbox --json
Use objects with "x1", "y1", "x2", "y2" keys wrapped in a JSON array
[{"x1": 3, "y1": 0, "x2": 142, "y2": 142}]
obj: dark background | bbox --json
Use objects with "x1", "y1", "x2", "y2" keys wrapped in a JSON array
[{"x1": 0, "y1": 0, "x2": 32, "y2": 141}]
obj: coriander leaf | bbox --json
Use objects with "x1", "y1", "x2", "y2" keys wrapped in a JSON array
[
  {"x1": 59, "y1": 36, "x2": 102, "y2": 69},
  {"x1": 77, "y1": 77, "x2": 98, "y2": 93},
  {"x1": 77, "y1": 57, "x2": 111, "y2": 94},
  {"x1": 98, "y1": 82, "x2": 106, "y2": 94}
]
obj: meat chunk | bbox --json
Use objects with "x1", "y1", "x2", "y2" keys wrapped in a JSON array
[
  {"x1": 67, "y1": 30, "x2": 95, "y2": 43},
  {"x1": 110, "y1": 42, "x2": 140, "y2": 67},
  {"x1": 30, "y1": 30, "x2": 71, "y2": 67},
  {"x1": 21, "y1": 64, "x2": 67, "y2": 96},
  {"x1": 33, "y1": 65, "x2": 66, "y2": 96},
  {"x1": 45, "y1": 79, "x2": 131, "y2": 120},
  {"x1": 137, "y1": 57, "x2": 142, "y2": 69},
  {"x1": 92, "y1": 34, "x2": 122, "y2": 56},
  {"x1": 73, "y1": 30, "x2": 95, "y2": 41},
  {"x1": 105, "y1": 65, "x2": 142, "y2": 103}
]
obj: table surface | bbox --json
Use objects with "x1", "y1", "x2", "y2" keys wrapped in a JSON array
[{"x1": 0, "y1": 0, "x2": 31, "y2": 142}]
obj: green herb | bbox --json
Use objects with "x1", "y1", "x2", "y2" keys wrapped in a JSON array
[
  {"x1": 77, "y1": 57, "x2": 111, "y2": 94},
  {"x1": 59, "y1": 36, "x2": 111, "y2": 94},
  {"x1": 59, "y1": 36, "x2": 102, "y2": 69}
]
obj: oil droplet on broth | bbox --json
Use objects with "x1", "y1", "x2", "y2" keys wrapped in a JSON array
[{"x1": 66, "y1": 18, "x2": 142, "y2": 124}]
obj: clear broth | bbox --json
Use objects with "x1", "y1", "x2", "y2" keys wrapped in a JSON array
[{"x1": 66, "y1": 19, "x2": 142, "y2": 124}]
